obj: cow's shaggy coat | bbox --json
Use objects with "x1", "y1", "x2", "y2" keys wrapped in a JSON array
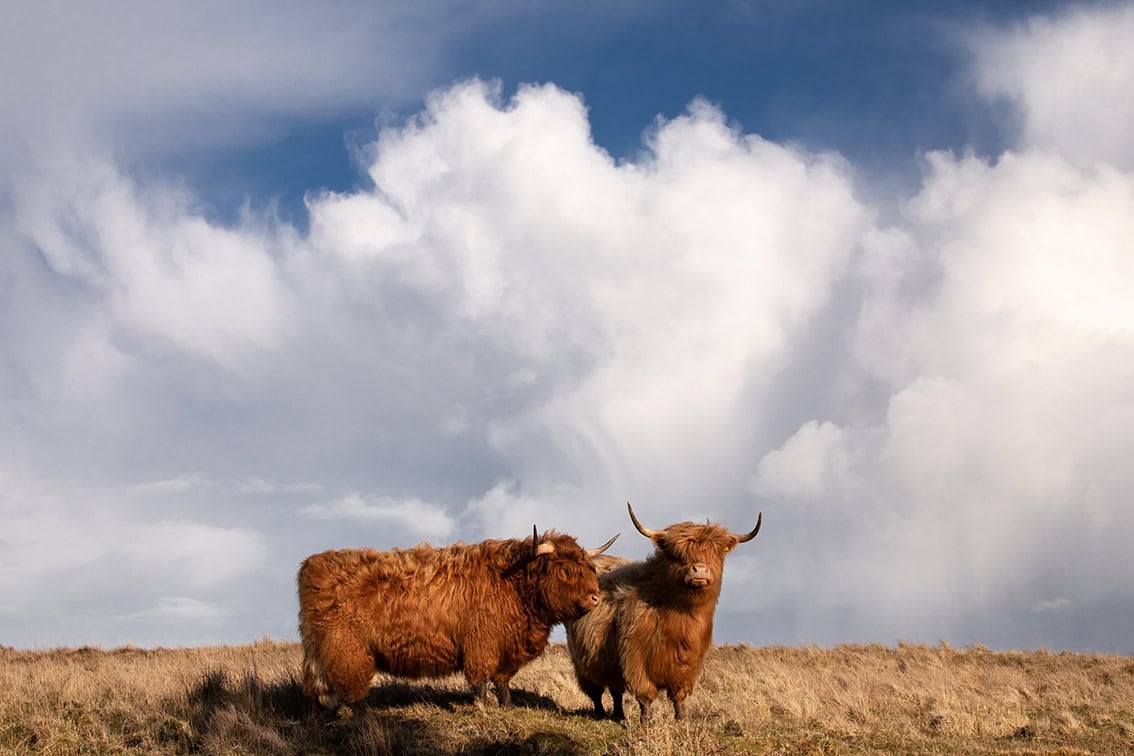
[
  {"x1": 298, "y1": 529, "x2": 616, "y2": 712},
  {"x1": 566, "y1": 503, "x2": 761, "y2": 726}
]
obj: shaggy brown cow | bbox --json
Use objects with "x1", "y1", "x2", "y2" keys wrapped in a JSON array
[
  {"x1": 566, "y1": 502, "x2": 761, "y2": 726},
  {"x1": 298, "y1": 527, "x2": 617, "y2": 713}
]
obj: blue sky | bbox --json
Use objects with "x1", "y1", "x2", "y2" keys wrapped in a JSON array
[
  {"x1": 2, "y1": 1, "x2": 1133, "y2": 654},
  {"x1": 171, "y1": 1, "x2": 1051, "y2": 225}
]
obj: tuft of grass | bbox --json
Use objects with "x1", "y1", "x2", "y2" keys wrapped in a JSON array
[{"x1": 1, "y1": 639, "x2": 1132, "y2": 753}]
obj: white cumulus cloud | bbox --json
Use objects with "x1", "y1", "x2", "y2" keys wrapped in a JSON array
[
  {"x1": 969, "y1": 3, "x2": 1134, "y2": 170},
  {"x1": 301, "y1": 494, "x2": 455, "y2": 541},
  {"x1": 119, "y1": 597, "x2": 230, "y2": 624}
]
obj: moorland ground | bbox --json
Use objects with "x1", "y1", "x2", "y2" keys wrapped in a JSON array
[{"x1": 1, "y1": 639, "x2": 1132, "y2": 754}]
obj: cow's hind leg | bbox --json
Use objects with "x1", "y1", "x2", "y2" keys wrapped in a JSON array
[
  {"x1": 464, "y1": 647, "x2": 497, "y2": 710},
  {"x1": 470, "y1": 680, "x2": 491, "y2": 709},
  {"x1": 578, "y1": 680, "x2": 606, "y2": 718}
]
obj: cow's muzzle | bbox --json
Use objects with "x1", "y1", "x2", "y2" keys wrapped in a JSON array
[
  {"x1": 577, "y1": 593, "x2": 601, "y2": 614},
  {"x1": 685, "y1": 563, "x2": 712, "y2": 589}
]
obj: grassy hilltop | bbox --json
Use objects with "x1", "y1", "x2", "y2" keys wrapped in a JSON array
[{"x1": 1, "y1": 640, "x2": 1132, "y2": 754}]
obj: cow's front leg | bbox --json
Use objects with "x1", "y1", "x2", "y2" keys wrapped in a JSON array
[{"x1": 610, "y1": 685, "x2": 626, "y2": 721}]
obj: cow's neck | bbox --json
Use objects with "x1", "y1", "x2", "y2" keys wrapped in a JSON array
[{"x1": 506, "y1": 565, "x2": 558, "y2": 631}]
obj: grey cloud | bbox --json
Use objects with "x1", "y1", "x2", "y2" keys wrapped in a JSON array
[{"x1": 0, "y1": 1, "x2": 475, "y2": 158}]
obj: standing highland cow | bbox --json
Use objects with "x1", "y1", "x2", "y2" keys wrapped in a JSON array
[
  {"x1": 298, "y1": 527, "x2": 618, "y2": 713},
  {"x1": 566, "y1": 502, "x2": 761, "y2": 726}
]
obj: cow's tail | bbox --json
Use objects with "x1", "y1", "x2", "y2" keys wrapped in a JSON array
[
  {"x1": 300, "y1": 629, "x2": 341, "y2": 710},
  {"x1": 297, "y1": 556, "x2": 340, "y2": 711}
]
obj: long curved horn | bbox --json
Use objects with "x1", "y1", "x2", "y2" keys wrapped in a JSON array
[
  {"x1": 734, "y1": 512, "x2": 762, "y2": 543},
  {"x1": 531, "y1": 524, "x2": 539, "y2": 556},
  {"x1": 627, "y1": 501, "x2": 661, "y2": 539},
  {"x1": 586, "y1": 533, "x2": 620, "y2": 557}
]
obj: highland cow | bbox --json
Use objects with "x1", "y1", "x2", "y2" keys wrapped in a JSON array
[
  {"x1": 298, "y1": 527, "x2": 618, "y2": 713},
  {"x1": 566, "y1": 502, "x2": 761, "y2": 726}
]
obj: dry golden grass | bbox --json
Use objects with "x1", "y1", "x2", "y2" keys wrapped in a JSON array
[{"x1": 1, "y1": 639, "x2": 1132, "y2": 754}]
